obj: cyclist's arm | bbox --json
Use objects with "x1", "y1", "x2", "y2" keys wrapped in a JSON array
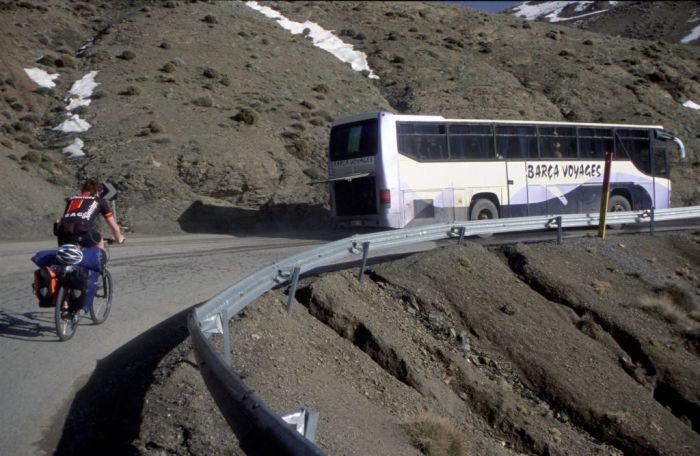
[{"x1": 104, "y1": 214, "x2": 125, "y2": 244}]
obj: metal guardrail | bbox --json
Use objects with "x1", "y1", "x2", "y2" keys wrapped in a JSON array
[{"x1": 188, "y1": 206, "x2": 700, "y2": 455}]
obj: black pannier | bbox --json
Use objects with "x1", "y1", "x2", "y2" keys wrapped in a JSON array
[{"x1": 33, "y1": 267, "x2": 57, "y2": 308}]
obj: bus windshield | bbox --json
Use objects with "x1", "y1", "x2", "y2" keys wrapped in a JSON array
[{"x1": 329, "y1": 119, "x2": 379, "y2": 161}]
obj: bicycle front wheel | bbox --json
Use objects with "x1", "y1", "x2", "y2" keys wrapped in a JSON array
[
  {"x1": 90, "y1": 269, "x2": 112, "y2": 324},
  {"x1": 54, "y1": 286, "x2": 78, "y2": 341}
]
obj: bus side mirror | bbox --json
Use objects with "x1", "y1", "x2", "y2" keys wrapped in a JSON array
[{"x1": 655, "y1": 131, "x2": 686, "y2": 160}]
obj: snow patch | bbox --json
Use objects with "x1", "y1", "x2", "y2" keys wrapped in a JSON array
[
  {"x1": 62, "y1": 138, "x2": 85, "y2": 158},
  {"x1": 66, "y1": 98, "x2": 91, "y2": 112},
  {"x1": 512, "y1": 1, "x2": 574, "y2": 21},
  {"x1": 65, "y1": 71, "x2": 98, "y2": 112},
  {"x1": 681, "y1": 24, "x2": 700, "y2": 44},
  {"x1": 24, "y1": 67, "x2": 59, "y2": 88},
  {"x1": 69, "y1": 71, "x2": 99, "y2": 99},
  {"x1": 53, "y1": 114, "x2": 91, "y2": 133},
  {"x1": 548, "y1": 9, "x2": 608, "y2": 23},
  {"x1": 513, "y1": 1, "x2": 617, "y2": 23},
  {"x1": 683, "y1": 100, "x2": 700, "y2": 110},
  {"x1": 245, "y1": 1, "x2": 379, "y2": 79}
]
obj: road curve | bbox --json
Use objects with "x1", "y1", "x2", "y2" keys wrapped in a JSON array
[{"x1": 0, "y1": 232, "x2": 332, "y2": 456}]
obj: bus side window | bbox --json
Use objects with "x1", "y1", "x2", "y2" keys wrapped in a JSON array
[
  {"x1": 495, "y1": 125, "x2": 537, "y2": 159},
  {"x1": 421, "y1": 135, "x2": 448, "y2": 160},
  {"x1": 449, "y1": 130, "x2": 495, "y2": 160},
  {"x1": 579, "y1": 138, "x2": 612, "y2": 159},
  {"x1": 616, "y1": 131, "x2": 651, "y2": 174}
]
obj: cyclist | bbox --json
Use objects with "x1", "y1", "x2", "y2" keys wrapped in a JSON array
[{"x1": 55, "y1": 179, "x2": 125, "y2": 249}]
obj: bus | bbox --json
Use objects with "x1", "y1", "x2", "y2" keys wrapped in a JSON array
[{"x1": 325, "y1": 111, "x2": 686, "y2": 228}]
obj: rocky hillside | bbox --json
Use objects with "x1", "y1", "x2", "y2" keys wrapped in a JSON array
[
  {"x1": 508, "y1": 1, "x2": 700, "y2": 46},
  {"x1": 1, "y1": 0, "x2": 699, "y2": 240}
]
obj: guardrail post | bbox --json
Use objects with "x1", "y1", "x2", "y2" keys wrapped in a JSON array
[
  {"x1": 286, "y1": 266, "x2": 301, "y2": 313},
  {"x1": 650, "y1": 206, "x2": 655, "y2": 236},
  {"x1": 556, "y1": 216, "x2": 562, "y2": 245},
  {"x1": 358, "y1": 241, "x2": 370, "y2": 282},
  {"x1": 458, "y1": 226, "x2": 466, "y2": 246},
  {"x1": 220, "y1": 310, "x2": 231, "y2": 367}
]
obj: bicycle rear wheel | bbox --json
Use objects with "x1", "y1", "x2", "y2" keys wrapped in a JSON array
[
  {"x1": 54, "y1": 286, "x2": 78, "y2": 341},
  {"x1": 90, "y1": 269, "x2": 112, "y2": 324}
]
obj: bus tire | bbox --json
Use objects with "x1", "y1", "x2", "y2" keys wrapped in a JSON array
[
  {"x1": 607, "y1": 195, "x2": 631, "y2": 230},
  {"x1": 471, "y1": 199, "x2": 498, "y2": 238}
]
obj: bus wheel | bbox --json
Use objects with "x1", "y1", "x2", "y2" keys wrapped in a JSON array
[
  {"x1": 471, "y1": 199, "x2": 498, "y2": 238},
  {"x1": 607, "y1": 195, "x2": 631, "y2": 229}
]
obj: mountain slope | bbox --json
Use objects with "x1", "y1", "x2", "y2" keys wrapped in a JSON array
[
  {"x1": 508, "y1": 1, "x2": 700, "y2": 46},
  {"x1": 0, "y1": 0, "x2": 699, "y2": 240}
]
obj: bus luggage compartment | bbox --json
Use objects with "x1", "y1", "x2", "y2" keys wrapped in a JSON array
[{"x1": 333, "y1": 176, "x2": 377, "y2": 217}]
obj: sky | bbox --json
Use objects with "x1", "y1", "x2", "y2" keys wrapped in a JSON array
[
  {"x1": 22, "y1": 0, "x2": 700, "y2": 157},
  {"x1": 447, "y1": 1, "x2": 521, "y2": 13}
]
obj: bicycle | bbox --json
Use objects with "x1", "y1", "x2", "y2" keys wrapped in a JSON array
[{"x1": 54, "y1": 240, "x2": 114, "y2": 341}]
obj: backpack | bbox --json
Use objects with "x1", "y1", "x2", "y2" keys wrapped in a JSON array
[{"x1": 33, "y1": 267, "x2": 58, "y2": 308}]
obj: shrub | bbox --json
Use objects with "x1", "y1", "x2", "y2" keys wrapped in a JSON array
[
  {"x1": 405, "y1": 413, "x2": 466, "y2": 456},
  {"x1": 56, "y1": 54, "x2": 77, "y2": 68},
  {"x1": 203, "y1": 67, "x2": 219, "y2": 79},
  {"x1": 118, "y1": 50, "x2": 136, "y2": 60},
  {"x1": 23, "y1": 150, "x2": 42, "y2": 162},
  {"x1": 37, "y1": 54, "x2": 58, "y2": 66},
  {"x1": 119, "y1": 86, "x2": 141, "y2": 96},
  {"x1": 230, "y1": 107, "x2": 258, "y2": 125},
  {"x1": 149, "y1": 121, "x2": 164, "y2": 133},
  {"x1": 193, "y1": 95, "x2": 213, "y2": 107}
]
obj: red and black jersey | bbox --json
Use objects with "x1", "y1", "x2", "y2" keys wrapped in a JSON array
[{"x1": 58, "y1": 192, "x2": 113, "y2": 235}]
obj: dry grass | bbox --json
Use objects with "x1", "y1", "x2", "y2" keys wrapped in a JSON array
[
  {"x1": 638, "y1": 291, "x2": 700, "y2": 329},
  {"x1": 405, "y1": 412, "x2": 466, "y2": 456},
  {"x1": 591, "y1": 279, "x2": 612, "y2": 294}
]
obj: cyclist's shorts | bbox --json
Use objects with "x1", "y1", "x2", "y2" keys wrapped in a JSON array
[{"x1": 57, "y1": 229, "x2": 102, "y2": 248}]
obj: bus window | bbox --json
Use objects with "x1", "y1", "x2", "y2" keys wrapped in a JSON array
[
  {"x1": 495, "y1": 125, "x2": 537, "y2": 159},
  {"x1": 448, "y1": 124, "x2": 494, "y2": 160},
  {"x1": 397, "y1": 122, "x2": 448, "y2": 161},
  {"x1": 578, "y1": 138, "x2": 613, "y2": 159},
  {"x1": 578, "y1": 128, "x2": 613, "y2": 160},
  {"x1": 539, "y1": 126, "x2": 577, "y2": 159},
  {"x1": 329, "y1": 119, "x2": 378, "y2": 161},
  {"x1": 615, "y1": 129, "x2": 651, "y2": 173}
]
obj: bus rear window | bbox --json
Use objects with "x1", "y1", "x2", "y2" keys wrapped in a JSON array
[{"x1": 329, "y1": 120, "x2": 378, "y2": 161}]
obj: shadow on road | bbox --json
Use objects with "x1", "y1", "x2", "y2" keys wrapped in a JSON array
[
  {"x1": 177, "y1": 200, "x2": 352, "y2": 241},
  {"x1": 0, "y1": 310, "x2": 57, "y2": 341},
  {"x1": 51, "y1": 306, "x2": 195, "y2": 456}
]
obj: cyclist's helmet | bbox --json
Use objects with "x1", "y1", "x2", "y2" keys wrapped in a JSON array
[{"x1": 57, "y1": 244, "x2": 83, "y2": 265}]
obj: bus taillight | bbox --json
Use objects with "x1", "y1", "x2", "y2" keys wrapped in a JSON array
[{"x1": 379, "y1": 189, "x2": 391, "y2": 208}]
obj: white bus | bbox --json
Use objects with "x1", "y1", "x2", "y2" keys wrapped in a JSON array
[{"x1": 326, "y1": 112, "x2": 686, "y2": 228}]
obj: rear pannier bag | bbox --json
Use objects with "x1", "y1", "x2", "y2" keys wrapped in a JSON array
[
  {"x1": 33, "y1": 267, "x2": 58, "y2": 308},
  {"x1": 64, "y1": 266, "x2": 89, "y2": 311}
]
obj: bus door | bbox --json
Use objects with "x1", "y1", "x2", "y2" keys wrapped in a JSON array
[{"x1": 504, "y1": 160, "x2": 529, "y2": 217}]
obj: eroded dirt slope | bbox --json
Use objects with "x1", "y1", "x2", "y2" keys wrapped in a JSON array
[{"x1": 136, "y1": 231, "x2": 700, "y2": 456}]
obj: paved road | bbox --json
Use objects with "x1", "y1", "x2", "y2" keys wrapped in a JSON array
[{"x1": 0, "y1": 232, "x2": 337, "y2": 456}]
